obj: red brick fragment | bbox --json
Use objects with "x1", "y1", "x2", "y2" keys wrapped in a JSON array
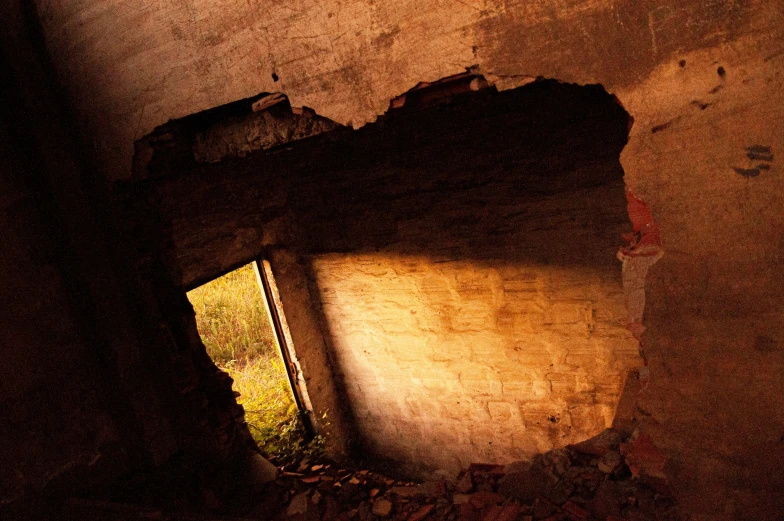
[
  {"x1": 373, "y1": 499, "x2": 393, "y2": 517},
  {"x1": 407, "y1": 504, "x2": 435, "y2": 521},
  {"x1": 481, "y1": 505, "x2": 503, "y2": 521},
  {"x1": 424, "y1": 479, "x2": 447, "y2": 498},
  {"x1": 561, "y1": 501, "x2": 588, "y2": 521},
  {"x1": 620, "y1": 434, "x2": 666, "y2": 479},
  {"x1": 458, "y1": 502, "x2": 481, "y2": 521},
  {"x1": 470, "y1": 491, "x2": 506, "y2": 509},
  {"x1": 620, "y1": 190, "x2": 661, "y2": 256},
  {"x1": 495, "y1": 502, "x2": 520, "y2": 521}
]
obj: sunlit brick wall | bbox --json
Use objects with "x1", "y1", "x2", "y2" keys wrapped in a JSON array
[
  {"x1": 308, "y1": 227, "x2": 640, "y2": 474},
  {"x1": 273, "y1": 82, "x2": 641, "y2": 474}
]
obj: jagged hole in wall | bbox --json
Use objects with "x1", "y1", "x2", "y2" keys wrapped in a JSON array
[
  {"x1": 136, "y1": 77, "x2": 642, "y2": 477},
  {"x1": 293, "y1": 79, "x2": 642, "y2": 475}
]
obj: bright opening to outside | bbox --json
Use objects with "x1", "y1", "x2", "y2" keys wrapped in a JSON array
[{"x1": 186, "y1": 262, "x2": 317, "y2": 463}]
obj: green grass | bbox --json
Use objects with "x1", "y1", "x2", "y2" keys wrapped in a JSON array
[
  {"x1": 186, "y1": 263, "x2": 276, "y2": 364},
  {"x1": 187, "y1": 263, "x2": 319, "y2": 463}
]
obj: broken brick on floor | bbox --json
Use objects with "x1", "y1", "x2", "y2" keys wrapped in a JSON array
[{"x1": 262, "y1": 428, "x2": 679, "y2": 521}]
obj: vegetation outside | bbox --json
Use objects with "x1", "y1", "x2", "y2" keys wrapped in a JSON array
[{"x1": 187, "y1": 263, "x2": 322, "y2": 464}]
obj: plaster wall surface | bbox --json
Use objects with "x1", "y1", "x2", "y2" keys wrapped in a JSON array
[
  {"x1": 31, "y1": 0, "x2": 783, "y2": 181},
  {"x1": 29, "y1": 0, "x2": 784, "y2": 518}
]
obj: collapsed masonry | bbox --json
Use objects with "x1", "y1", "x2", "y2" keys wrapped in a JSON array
[
  {"x1": 61, "y1": 428, "x2": 680, "y2": 520},
  {"x1": 4, "y1": 2, "x2": 783, "y2": 520},
  {"x1": 126, "y1": 75, "x2": 643, "y2": 477}
]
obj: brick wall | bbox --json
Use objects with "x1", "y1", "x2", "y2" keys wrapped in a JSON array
[
  {"x1": 277, "y1": 82, "x2": 642, "y2": 474},
  {"x1": 130, "y1": 79, "x2": 640, "y2": 475},
  {"x1": 304, "y1": 181, "x2": 641, "y2": 474}
]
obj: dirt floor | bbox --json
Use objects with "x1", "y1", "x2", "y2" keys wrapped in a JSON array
[
  {"x1": 57, "y1": 428, "x2": 679, "y2": 521},
  {"x1": 259, "y1": 428, "x2": 679, "y2": 521}
]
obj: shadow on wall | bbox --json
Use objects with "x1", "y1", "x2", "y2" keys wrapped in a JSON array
[
  {"x1": 288, "y1": 80, "x2": 632, "y2": 266},
  {"x1": 276, "y1": 80, "x2": 643, "y2": 474},
  {"x1": 128, "y1": 77, "x2": 646, "y2": 477}
]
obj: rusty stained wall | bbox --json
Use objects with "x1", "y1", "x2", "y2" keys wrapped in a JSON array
[{"x1": 31, "y1": 0, "x2": 784, "y2": 519}]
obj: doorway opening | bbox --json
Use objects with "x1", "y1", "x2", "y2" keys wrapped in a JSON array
[
  {"x1": 186, "y1": 260, "x2": 318, "y2": 464},
  {"x1": 124, "y1": 74, "x2": 683, "y2": 520}
]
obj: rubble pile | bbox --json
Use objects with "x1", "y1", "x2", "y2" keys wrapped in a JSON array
[{"x1": 261, "y1": 429, "x2": 680, "y2": 521}]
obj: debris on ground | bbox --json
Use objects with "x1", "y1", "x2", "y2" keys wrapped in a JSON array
[{"x1": 261, "y1": 428, "x2": 679, "y2": 521}]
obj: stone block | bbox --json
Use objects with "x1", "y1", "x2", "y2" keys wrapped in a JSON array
[
  {"x1": 461, "y1": 380, "x2": 504, "y2": 398},
  {"x1": 487, "y1": 401, "x2": 514, "y2": 422},
  {"x1": 544, "y1": 301, "x2": 593, "y2": 326}
]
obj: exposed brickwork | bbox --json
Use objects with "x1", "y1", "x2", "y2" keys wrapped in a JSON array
[
  {"x1": 3, "y1": 0, "x2": 784, "y2": 518},
  {"x1": 310, "y1": 223, "x2": 640, "y2": 473},
  {"x1": 126, "y1": 80, "x2": 639, "y2": 475},
  {"x1": 282, "y1": 83, "x2": 641, "y2": 474}
]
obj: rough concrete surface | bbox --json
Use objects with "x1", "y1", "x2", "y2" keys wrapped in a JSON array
[{"x1": 4, "y1": 0, "x2": 783, "y2": 519}]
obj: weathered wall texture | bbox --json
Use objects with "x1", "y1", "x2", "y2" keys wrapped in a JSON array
[
  {"x1": 291, "y1": 84, "x2": 640, "y2": 474},
  {"x1": 620, "y1": 50, "x2": 784, "y2": 521},
  {"x1": 25, "y1": 0, "x2": 784, "y2": 519},
  {"x1": 0, "y1": 4, "x2": 265, "y2": 514},
  {"x1": 32, "y1": 0, "x2": 780, "y2": 182},
  {"x1": 310, "y1": 254, "x2": 640, "y2": 473},
  {"x1": 130, "y1": 80, "x2": 641, "y2": 473}
]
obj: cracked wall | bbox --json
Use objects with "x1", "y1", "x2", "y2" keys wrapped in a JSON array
[
  {"x1": 14, "y1": 0, "x2": 784, "y2": 519},
  {"x1": 128, "y1": 79, "x2": 641, "y2": 476},
  {"x1": 291, "y1": 81, "x2": 642, "y2": 474}
]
